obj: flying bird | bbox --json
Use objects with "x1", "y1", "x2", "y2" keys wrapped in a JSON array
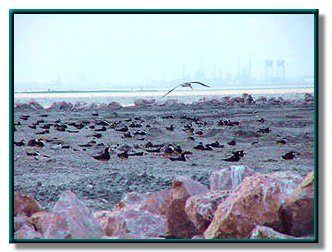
[{"x1": 162, "y1": 81, "x2": 210, "y2": 98}]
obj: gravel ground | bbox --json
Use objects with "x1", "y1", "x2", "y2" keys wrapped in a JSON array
[{"x1": 13, "y1": 102, "x2": 315, "y2": 211}]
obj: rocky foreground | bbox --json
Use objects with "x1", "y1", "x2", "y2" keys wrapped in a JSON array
[{"x1": 13, "y1": 168, "x2": 315, "y2": 240}]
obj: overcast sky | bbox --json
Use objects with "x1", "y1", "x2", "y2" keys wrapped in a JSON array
[{"x1": 14, "y1": 13, "x2": 315, "y2": 90}]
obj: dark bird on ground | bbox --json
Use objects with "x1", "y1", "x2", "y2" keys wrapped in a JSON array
[
  {"x1": 146, "y1": 147, "x2": 162, "y2": 153},
  {"x1": 27, "y1": 139, "x2": 45, "y2": 148},
  {"x1": 78, "y1": 143, "x2": 94, "y2": 148},
  {"x1": 194, "y1": 142, "x2": 213, "y2": 151},
  {"x1": 28, "y1": 125, "x2": 37, "y2": 129},
  {"x1": 122, "y1": 132, "x2": 132, "y2": 138},
  {"x1": 94, "y1": 126, "x2": 107, "y2": 132},
  {"x1": 93, "y1": 147, "x2": 111, "y2": 161},
  {"x1": 134, "y1": 131, "x2": 146, "y2": 136},
  {"x1": 206, "y1": 141, "x2": 224, "y2": 148},
  {"x1": 128, "y1": 152, "x2": 144, "y2": 156},
  {"x1": 228, "y1": 140, "x2": 236, "y2": 146},
  {"x1": 67, "y1": 130, "x2": 79, "y2": 133},
  {"x1": 92, "y1": 112, "x2": 99, "y2": 116},
  {"x1": 40, "y1": 124, "x2": 52, "y2": 129},
  {"x1": 276, "y1": 139, "x2": 287, "y2": 145},
  {"x1": 129, "y1": 122, "x2": 142, "y2": 128},
  {"x1": 223, "y1": 150, "x2": 245, "y2": 162},
  {"x1": 93, "y1": 133, "x2": 102, "y2": 138},
  {"x1": 36, "y1": 130, "x2": 50, "y2": 135},
  {"x1": 61, "y1": 145, "x2": 70, "y2": 149},
  {"x1": 170, "y1": 151, "x2": 192, "y2": 162},
  {"x1": 39, "y1": 114, "x2": 48, "y2": 117},
  {"x1": 195, "y1": 130, "x2": 203, "y2": 135},
  {"x1": 257, "y1": 118, "x2": 265, "y2": 123},
  {"x1": 162, "y1": 81, "x2": 210, "y2": 98},
  {"x1": 257, "y1": 127, "x2": 271, "y2": 134},
  {"x1": 20, "y1": 115, "x2": 30, "y2": 120},
  {"x1": 232, "y1": 150, "x2": 245, "y2": 157},
  {"x1": 146, "y1": 142, "x2": 164, "y2": 148},
  {"x1": 282, "y1": 151, "x2": 297, "y2": 160},
  {"x1": 116, "y1": 126, "x2": 129, "y2": 132},
  {"x1": 162, "y1": 115, "x2": 174, "y2": 119},
  {"x1": 223, "y1": 154, "x2": 241, "y2": 162},
  {"x1": 14, "y1": 140, "x2": 26, "y2": 147},
  {"x1": 166, "y1": 125, "x2": 174, "y2": 131},
  {"x1": 118, "y1": 151, "x2": 129, "y2": 159}
]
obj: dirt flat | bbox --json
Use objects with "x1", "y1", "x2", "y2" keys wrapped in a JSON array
[{"x1": 13, "y1": 102, "x2": 315, "y2": 211}]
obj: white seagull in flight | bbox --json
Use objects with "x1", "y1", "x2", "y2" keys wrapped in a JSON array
[{"x1": 162, "y1": 81, "x2": 210, "y2": 98}]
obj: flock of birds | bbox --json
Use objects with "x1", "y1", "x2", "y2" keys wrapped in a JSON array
[{"x1": 14, "y1": 87, "x2": 300, "y2": 165}]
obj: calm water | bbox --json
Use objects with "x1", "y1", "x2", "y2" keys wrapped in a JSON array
[{"x1": 14, "y1": 87, "x2": 314, "y2": 108}]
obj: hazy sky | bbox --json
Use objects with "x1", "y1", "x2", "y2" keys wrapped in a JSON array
[{"x1": 14, "y1": 13, "x2": 315, "y2": 90}]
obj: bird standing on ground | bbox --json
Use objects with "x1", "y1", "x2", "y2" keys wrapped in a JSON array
[
  {"x1": 92, "y1": 147, "x2": 111, "y2": 161},
  {"x1": 162, "y1": 81, "x2": 210, "y2": 98}
]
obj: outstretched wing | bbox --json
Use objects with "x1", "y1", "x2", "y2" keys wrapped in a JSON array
[
  {"x1": 162, "y1": 84, "x2": 181, "y2": 98},
  {"x1": 190, "y1": 81, "x2": 210, "y2": 87}
]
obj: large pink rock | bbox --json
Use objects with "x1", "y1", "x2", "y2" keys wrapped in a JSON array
[
  {"x1": 140, "y1": 189, "x2": 171, "y2": 216},
  {"x1": 166, "y1": 176, "x2": 209, "y2": 238},
  {"x1": 209, "y1": 165, "x2": 255, "y2": 191},
  {"x1": 185, "y1": 190, "x2": 231, "y2": 233},
  {"x1": 104, "y1": 209, "x2": 167, "y2": 238},
  {"x1": 28, "y1": 211, "x2": 71, "y2": 239},
  {"x1": 15, "y1": 223, "x2": 42, "y2": 239},
  {"x1": 14, "y1": 215, "x2": 28, "y2": 232},
  {"x1": 112, "y1": 192, "x2": 146, "y2": 212},
  {"x1": 52, "y1": 190, "x2": 103, "y2": 238},
  {"x1": 204, "y1": 171, "x2": 303, "y2": 239},
  {"x1": 279, "y1": 170, "x2": 315, "y2": 237},
  {"x1": 249, "y1": 226, "x2": 295, "y2": 239},
  {"x1": 14, "y1": 191, "x2": 43, "y2": 217}
]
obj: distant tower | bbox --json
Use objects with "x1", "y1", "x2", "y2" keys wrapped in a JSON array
[
  {"x1": 276, "y1": 60, "x2": 286, "y2": 81},
  {"x1": 265, "y1": 60, "x2": 274, "y2": 82}
]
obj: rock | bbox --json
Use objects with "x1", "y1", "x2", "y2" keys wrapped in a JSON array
[
  {"x1": 185, "y1": 190, "x2": 231, "y2": 233},
  {"x1": 166, "y1": 176, "x2": 209, "y2": 238},
  {"x1": 191, "y1": 234, "x2": 205, "y2": 239},
  {"x1": 255, "y1": 96, "x2": 268, "y2": 104},
  {"x1": 204, "y1": 171, "x2": 303, "y2": 239},
  {"x1": 28, "y1": 211, "x2": 70, "y2": 239},
  {"x1": 15, "y1": 223, "x2": 42, "y2": 239},
  {"x1": 14, "y1": 101, "x2": 44, "y2": 111},
  {"x1": 47, "y1": 101, "x2": 73, "y2": 110},
  {"x1": 14, "y1": 191, "x2": 43, "y2": 217},
  {"x1": 140, "y1": 189, "x2": 171, "y2": 216},
  {"x1": 92, "y1": 211, "x2": 114, "y2": 232},
  {"x1": 209, "y1": 165, "x2": 255, "y2": 191},
  {"x1": 279, "y1": 170, "x2": 315, "y2": 237},
  {"x1": 134, "y1": 99, "x2": 156, "y2": 108},
  {"x1": 14, "y1": 215, "x2": 28, "y2": 232},
  {"x1": 242, "y1": 93, "x2": 254, "y2": 104},
  {"x1": 108, "y1": 101, "x2": 123, "y2": 109},
  {"x1": 104, "y1": 209, "x2": 167, "y2": 238},
  {"x1": 249, "y1": 226, "x2": 295, "y2": 239},
  {"x1": 52, "y1": 190, "x2": 103, "y2": 238},
  {"x1": 304, "y1": 93, "x2": 314, "y2": 102},
  {"x1": 113, "y1": 192, "x2": 146, "y2": 212}
]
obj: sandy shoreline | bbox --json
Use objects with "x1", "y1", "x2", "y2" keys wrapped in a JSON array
[{"x1": 13, "y1": 96, "x2": 315, "y2": 212}]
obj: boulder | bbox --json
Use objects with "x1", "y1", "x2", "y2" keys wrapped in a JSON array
[
  {"x1": 209, "y1": 165, "x2": 255, "y2": 191},
  {"x1": 14, "y1": 215, "x2": 28, "y2": 232},
  {"x1": 92, "y1": 210, "x2": 114, "y2": 232},
  {"x1": 52, "y1": 190, "x2": 103, "y2": 238},
  {"x1": 185, "y1": 190, "x2": 231, "y2": 233},
  {"x1": 140, "y1": 189, "x2": 171, "y2": 216},
  {"x1": 108, "y1": 101, "x2": 123, "y2": 109},
  {"x1": 15, "y1": 223, "x2": 42, "y2": 239},
  {"x1": 242, "y1": 93, "x2": 254, "y2": 104},
  {"x1": 134, "y1": 99, "x2": 156, "y2": 108},
  {"x1": 204, "y1": 171, "x2": 303, "y2": 239},
  {"x1": 249, "y1": 226, "x2": 295, "y2": 239},
  {"x1": 14, "y1": 191, "x2": 43, "y2": 217},
  {"x1": 255, "y1": 96, "x2": 268, "y2": 104},
  {"x1": 47, "y1": 101, "x2": 73, "y2": 110},
  {"x1": 104, "y1": 209, "x2": 167, "y2": 238},
  {"x1": 28, "y1": 211, "x2": 71, "y2": 239},
  {"x1": 112, "y1": 192, "x2": 146, "y2": 212},
  {"x1": 279, "y1": 170, "x2": 315, "y2": 237},
  {"x1": 166, "y1": 176, "x2": 209, "y2": 238}
]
